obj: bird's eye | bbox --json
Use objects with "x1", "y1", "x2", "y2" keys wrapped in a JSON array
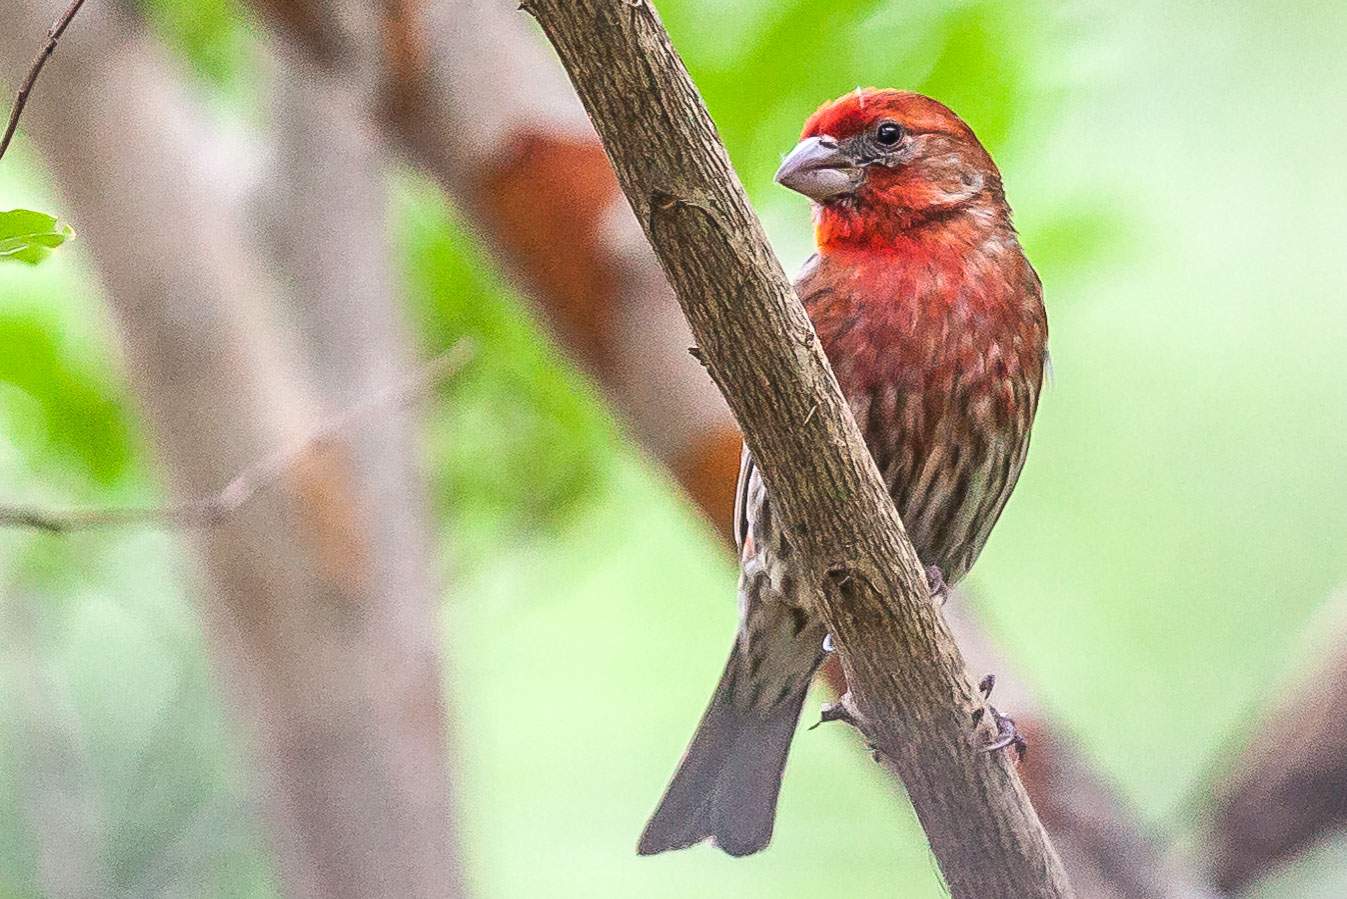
[{"x1": 875, "y1": 121, "x2": 903, "y2": 146}]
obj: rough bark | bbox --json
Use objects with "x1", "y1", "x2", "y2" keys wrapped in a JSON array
[
  {"x1": 521, "y1": 1, "x2": 1072, "y2": 895},
  {"x1": 8, "y1": 1, "x2": 1310, "y2": 894},
  {"x1": 0, "y1": 4, "x2": 464, "y2": 897},
  {"x1": 221, "y1": 9, "x2": 1347, "y2": 893}
]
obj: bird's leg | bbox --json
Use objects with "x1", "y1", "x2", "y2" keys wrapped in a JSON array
[
  {"x1": 924, "y1": 564, "x2": 949, "y2": 605},
  {"x1": 972, "y1": 674, "x2": 1027, "y2": 761}
]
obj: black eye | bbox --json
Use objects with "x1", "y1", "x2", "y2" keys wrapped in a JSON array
[{"x1": 875, "y1": 121, "x2": 903, "y2": 146}]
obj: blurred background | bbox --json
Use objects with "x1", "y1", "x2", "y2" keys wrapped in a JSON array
[{"x1": 1, "y1": 0, "x2": 1345, "y2": 896}]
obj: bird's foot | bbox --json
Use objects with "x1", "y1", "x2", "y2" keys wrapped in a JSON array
[
  {"x1": 924, "y1": 564, "x2": 949, "y2": 605},
  {"x1": 972, "y1": 674, "x2": 1027, "y2": 762}
]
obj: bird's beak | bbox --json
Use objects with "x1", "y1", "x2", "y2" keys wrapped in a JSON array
[{"x1": 774, "y1": 136, "x2": 861, "y2": 202}]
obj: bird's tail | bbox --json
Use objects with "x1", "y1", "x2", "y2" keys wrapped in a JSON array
[{"x1": 637, "y1": 613, "x2": 824, "y2": 857}]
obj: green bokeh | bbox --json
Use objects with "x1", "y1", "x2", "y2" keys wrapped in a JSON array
[{"x1": 2, "y1": 0, "x2": 1346, "y2": 896}]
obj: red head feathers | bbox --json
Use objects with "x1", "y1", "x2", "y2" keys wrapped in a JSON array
[{"x1": 776, "y1": 88, "x2": 1007, "y2": 252}]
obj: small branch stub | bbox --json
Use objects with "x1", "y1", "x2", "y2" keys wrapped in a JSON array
[{"x1": 810, "y1": 692, "x2": 861, "y2": 731}]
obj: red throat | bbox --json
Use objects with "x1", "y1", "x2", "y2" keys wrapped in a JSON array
[{"x1": 812, "y1": 197, "x2": 1012, "y2": 273}]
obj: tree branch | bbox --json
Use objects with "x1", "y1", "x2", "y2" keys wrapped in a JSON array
[
  {"x1": 0, "y1": 0, "x2": 87, "y2": 164},
  {"x1": 243, "y1": 6, "x2": 1182, "y2": 892},
  {"x1": 352, "y1": 7, "x2": 1190, "y2": 893},
  {"x1": 522, "y1": 2, "x2": 1071, "y2": 895},
  {"x1": 1204, "y1": 587, "x2": 1347, "y2": 892},
  {"x1": 945, "y1": 600, "x2": 1222, "y2": 899},
  {"x1": 0, "y1": 340, "x2": 473, "y2": 534}
]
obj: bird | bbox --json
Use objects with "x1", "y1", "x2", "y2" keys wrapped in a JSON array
[{"x1": 636, "y1": 89, "x2": 1049, "y2": 858}]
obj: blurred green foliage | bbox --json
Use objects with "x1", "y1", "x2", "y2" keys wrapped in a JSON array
[
  {"x1": 0, "y1": 311, "x2": 129, "y2": 482},
  {"x1": 395, "y1": 178, "x2": 619, "y2": 566},
  {"x1": 1, "y1": 0, "x2": 1346, "y2": 897},
  {"x1": 135, "y1": 0, "x2": 255, "y2": 99}
]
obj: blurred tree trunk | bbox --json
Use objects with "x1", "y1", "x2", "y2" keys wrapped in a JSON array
[
  {"x1": 397, "y1": 0, "x2": 744, "y2": 522},
  {"x1": 0, "y1": 592, "x2": 111, "y2": 899},
  {"x1": 8, "y1": 0, "x2": 1339, "y2": 895},
  {"x1": 1205, "y1": 589, "x2": 1347, "y2": 893},
  {"x1": 248, "y1": 0, "x2": 745, "y2": 527},
  {"x1": 0, "y1": 3, "x2": 465, "y2": 897}
]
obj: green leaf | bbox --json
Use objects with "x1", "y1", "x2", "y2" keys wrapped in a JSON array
[{"x1": 0, "y1": 209, "x2": 76, "y2": 264}]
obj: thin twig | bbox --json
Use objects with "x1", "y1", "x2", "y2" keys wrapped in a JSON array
[
  {"x1": 0, "y1": 340, "x2": 474, "y2": 534},
  {"x1": 0, "y1": 0, "x2": 88, "y2": 164}
]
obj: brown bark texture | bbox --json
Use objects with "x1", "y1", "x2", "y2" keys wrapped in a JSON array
[
  {"x1": 7, "y1": 0, "x2": 1332, "y2": 894},
  {"x1": 0, "y1": 3, "x2": 465, "y2": 897},
  {"x1": 521, "y1": 1, "x2": 1073, "y2": 895},
  {"x1": 231, "y1": 8, "x2": 1347, "y2": 895}
]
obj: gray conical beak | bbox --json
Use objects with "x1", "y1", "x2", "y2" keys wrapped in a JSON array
[{"x1": 774, "y1": 136, "x2": 861, "y2": 202}]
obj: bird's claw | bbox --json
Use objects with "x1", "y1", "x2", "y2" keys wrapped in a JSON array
[
  {"x1": 981, "y1": 709, "x2": 1027, "y2": 759},
  {"x1": 972, "y1": 673, "x2": 1027, "y2": 761},
  {"x1": 924, "y1": 564, "x2": 949, "y2": 605}
]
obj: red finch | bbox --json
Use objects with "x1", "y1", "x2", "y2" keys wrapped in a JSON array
[{"x1": 638, "y1": 89, "x2": 1048, "y2": 857}]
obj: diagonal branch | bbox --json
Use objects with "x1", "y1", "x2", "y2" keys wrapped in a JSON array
[
  {"x1": 521, "y1": 1, "x2": 1072, "y2": 895},
  {"x1": 277, "y1": 5, "x2": 1194, "y2": 893},
  {"x1": 1204, "y1": 587, "x2": 1347, "y2": 893},
  {"x1": 0, "y1": 340, "x2": 473, "y2": 534},
  {"x1": 0, "y1": 0, "x2": 87, "y2": 164},
  {"x1": 946, "y1": 600, "x2": 1222, "y2": 899}
]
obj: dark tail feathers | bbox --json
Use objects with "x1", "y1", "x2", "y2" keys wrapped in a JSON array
[{"x1": 637, "y1": 643, "x2": 813, "y2": 857}]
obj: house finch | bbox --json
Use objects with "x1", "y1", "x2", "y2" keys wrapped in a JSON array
[{"x1": 638, "y1": 89, "x2": 1048, "y2": 857}]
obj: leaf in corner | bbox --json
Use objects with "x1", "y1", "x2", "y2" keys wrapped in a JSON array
[{"x1": 0, "y1": 209, "x2": 76, "y2": 264}]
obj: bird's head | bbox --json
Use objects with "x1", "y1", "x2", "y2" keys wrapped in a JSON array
[{"x1": 776, "y1": 89, "x2": 1006, "y2": 250}]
